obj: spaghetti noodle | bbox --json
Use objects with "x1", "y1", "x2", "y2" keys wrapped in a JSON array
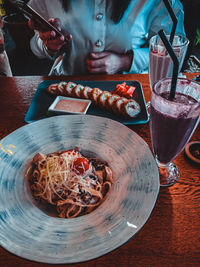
[{"x1": 26, "y1": 148, "x2": 113, "y2": 218}]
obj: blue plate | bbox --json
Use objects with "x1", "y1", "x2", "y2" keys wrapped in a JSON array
[
  {"x1": 25, "y1": 80, "x2": 149, "y2": 125},
  {"x1": 0, "y1": 115, "x2": 159, "y2": 264}
]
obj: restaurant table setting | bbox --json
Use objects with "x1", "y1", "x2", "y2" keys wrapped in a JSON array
[
  {"x1": 0, "y1": 0, "x2": 200, "y2": 266},
  {"x1": 0, "y1": 71, "x2": 200, "y2": 267}
]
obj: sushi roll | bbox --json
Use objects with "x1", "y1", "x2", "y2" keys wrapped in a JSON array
[
  {"x1": 47, "y1": 83, "x2": 59, "y2": 95},
  {"x1": 106, "y1": 94, "x2": 121, "y2": 111},
  {"x1": 72, "y1": 84, "x2": 84, "y2": 98},
  {"x1": 57, "y1": 81, "x2": 67, "y2": 95},
  {"x1": 88, "y1": 88, "x2": 103, "y2": 104},
  {"x1": 121, "y1": 99, "x2": 141, "y2": 118},
  {"x1": 64, "y1": 82, "x2": 77, "y2": 96},
  {"x1": 112, "y1": 97, "x2": 128, "y2": 114},
  {"x1": 80, "y1": 86, "x2": 93, "y2": 99},
  {"x1": 97, "y1": 91, "x2": 112, "y2": 108}
]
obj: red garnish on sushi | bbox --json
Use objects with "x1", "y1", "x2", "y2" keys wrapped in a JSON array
[{"x1": 111, "y1": 82, "x2": 136, "y2": 98}]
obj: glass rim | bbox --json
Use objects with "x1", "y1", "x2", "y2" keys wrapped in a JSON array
[
  {"x1": 152, "y1": 78, "x2": 200, "y2": 107},
  {"x1": 150, "y1": 34, "x2": 189, "y2": 48}
]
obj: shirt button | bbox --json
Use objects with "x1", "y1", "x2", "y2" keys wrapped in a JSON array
[
  {"x1": 96, "y1": 13, "x2": 103, "y2": 21},
  {"x1": 95, "y1": 40, "x2": 103, "y2": 47}
]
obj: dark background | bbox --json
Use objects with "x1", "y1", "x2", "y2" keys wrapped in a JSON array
[
  {"x1": 1, "y1": 0, "x2": 200, "y2": 76},
  {"x1": 1, "y1": 0, "x2": 53, "y2": 75}
]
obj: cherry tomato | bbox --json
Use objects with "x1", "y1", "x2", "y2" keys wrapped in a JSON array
[{"x1": 73, "y1": 157, "x2": 90, "y2": 174}]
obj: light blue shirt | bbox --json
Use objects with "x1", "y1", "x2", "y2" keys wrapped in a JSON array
[{"x1": 28, "y1": 0, "x2": 185, "y2": 75}]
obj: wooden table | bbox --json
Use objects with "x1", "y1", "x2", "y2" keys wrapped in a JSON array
[{"x1": 0, "y1": 73, "x2": 200, "y2": 267}]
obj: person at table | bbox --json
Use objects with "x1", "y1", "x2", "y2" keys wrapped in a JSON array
[{"x1": 28, "y1": 0, "x2": 185, "y2": 76}]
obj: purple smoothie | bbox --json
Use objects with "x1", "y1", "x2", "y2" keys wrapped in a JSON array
[{"x1": 150, "y1": 91, "x2": 199, "y2": 164}]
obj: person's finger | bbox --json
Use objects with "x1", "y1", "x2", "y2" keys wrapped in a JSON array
[
  {"x1": 47, "y1": 35, "x2": 65, "y2": 46},
  {"x1": 39, "y1": 30, "x2": 57, "y2": 41},
  {"x1": 28, "y1": 19, "x2": 34, "y2": 30},
  {"x1": 89, "y1": 52, "x2": 110, "y2": 59},
  {"x1": 66, "y1": 34, "x2": 72, "y2": 42},
  {"x1": 48, "y1": 18, "x2": 62, "y2": 31},
  {"x1": 86, "y1": 57, "x2": 107, "y2": 68},
  {"x1": 44, "y1": 35, "x2": 65, "y2": 50},
  {"x1": 87, "y1": 66, "x2": 106, "y2": 74}
]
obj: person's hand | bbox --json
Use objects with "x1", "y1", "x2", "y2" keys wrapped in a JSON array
[
  {"x1": 28, "y1": 18, "x2": 72, "y2": 54},
  {"x1": 86, "y1": 51, "x2": 133, "y2": 74}
]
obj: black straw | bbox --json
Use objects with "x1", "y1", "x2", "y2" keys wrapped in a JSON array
[
  {"x1": 158, "y1": 29, "x2": 179, "y2": 100},
  {"x1": 163, "y1": 0, "x2": 178, "y2": 44}
]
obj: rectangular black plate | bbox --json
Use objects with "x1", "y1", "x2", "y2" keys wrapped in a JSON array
[{"x1": 25, "y1": 80, "x2": 149, "y2": 125}]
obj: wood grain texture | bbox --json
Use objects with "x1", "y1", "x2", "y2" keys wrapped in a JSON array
[{"x1": 0, "y1": 73, "x2": 200, "y2": 267}]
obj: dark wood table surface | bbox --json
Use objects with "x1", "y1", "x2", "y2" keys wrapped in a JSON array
[{"x1": 0, "y1": 73, "x2": 200, "y2": 267}]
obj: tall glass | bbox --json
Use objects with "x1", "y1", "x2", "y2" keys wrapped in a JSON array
[
  {"x1": 149, "y1": 34, "x2": 189, "y2": 90},
  {"x1": 150, "y1": 78, "x2": 200, "y2": 187}
]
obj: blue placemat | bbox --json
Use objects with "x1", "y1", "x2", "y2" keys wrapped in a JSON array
[{"x1": 25, "y1": 80, "x2": 149, "y2": 125}]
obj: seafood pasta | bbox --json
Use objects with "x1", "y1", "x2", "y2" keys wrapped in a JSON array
[{"x1": 26, "y1": 148, "x2": 113, "y2": 218}]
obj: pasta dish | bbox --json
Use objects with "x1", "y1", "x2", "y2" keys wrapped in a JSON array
[{"x1": 26, "y1": 148, "x2": 113, "y2": 218}]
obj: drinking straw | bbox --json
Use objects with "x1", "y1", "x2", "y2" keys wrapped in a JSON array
[
  {"x1": 158, "y1": 29, "x2": 179, "y2": 100},
  {"x1": 163, "y1": 0, "x2": 178, "y2": 44}
]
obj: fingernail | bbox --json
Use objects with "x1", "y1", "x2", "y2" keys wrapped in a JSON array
[
  {"x1": 60, "y1": 35, "x2": 65, "y2": 41},
  {"x1": 67, "y1": 34, "x2": 72, "y2": 41},
  {"x1": 51, "y1": 31, "x2": 56, "y2": 37}
]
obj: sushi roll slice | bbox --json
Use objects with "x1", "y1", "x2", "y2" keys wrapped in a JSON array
[
  {"x1": 72, "y1": 84, "x2": 84, "y2": 98},
  {"x1": 89, "y1": 88, "x2": 103, "y2": 104},
  {"x1": 121, "y1": 99, "x2": 141, "y2": 118},
  {"x1": 57, "y1": 81, "x2": 67, "y2": 95},
  {"x1": 80, "y1": 86, "x2": 93, "y2": 99},
  {"x1": 97, "y1": 91, "x2": 112, "y2": 108},
  {"x1": 47, "y1": 83, "x2": 59, "y2": 95},
  {"x1": 64, "y1": 82, "x2": 77, "y2": 96}
]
